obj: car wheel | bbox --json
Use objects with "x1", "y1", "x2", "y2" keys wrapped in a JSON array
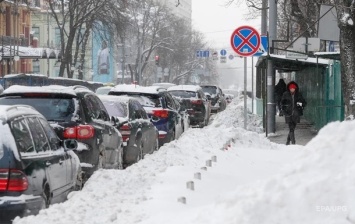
[{"x1": 39, "y1": 187, "x2": 50, "y2": 211}]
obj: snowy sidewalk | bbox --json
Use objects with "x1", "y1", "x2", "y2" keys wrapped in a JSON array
[{"x1": 267, "y1": 115, "x2": 318, "y2": 146}]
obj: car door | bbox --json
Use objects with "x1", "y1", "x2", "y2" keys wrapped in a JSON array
[
  {"x1": 86, "y1": 94, "x2": 121, "y2": 167},
  {"x1": 165, "y1": 93, "x2": 183, "y2": 138},
  {"x1": 131, "y1": 100, "x2": 149, "y2": 153},
  {"x1": 199, "y1": 90, "x2": 210, "y2": 122},
  {"x1": 26, "y1": 116, "x2": 70, "y2": 203},
  {"x1": 134, "y1": 100, "x2": 155, "y2": 153},
  {"x1": 38, "y1": 117, "x2": 76, "y2": 189}
]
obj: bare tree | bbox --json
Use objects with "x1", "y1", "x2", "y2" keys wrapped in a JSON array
[
  {"x1": 333, "y1": 1, "x2": 355, "y2": 118},
  {"x1": 47, "y1": 0, "x2": 112, "y2": 78}
]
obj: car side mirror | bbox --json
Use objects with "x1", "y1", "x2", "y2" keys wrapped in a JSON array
[
  {"x1": 63, "y1": 139, "x2": 78, "y2": 151},
  {"x1": 110, "y1": 116, "x2": 119, "y2": 126}
]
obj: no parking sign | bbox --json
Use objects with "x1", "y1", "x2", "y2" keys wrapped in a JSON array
[{"x1": 230, "y1": 26, "x2": 260, "y2": 57}]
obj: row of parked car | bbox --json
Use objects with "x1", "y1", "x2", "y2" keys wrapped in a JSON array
[{"x1": 0, "y1": 82, "x2": 230, "y2": 223}]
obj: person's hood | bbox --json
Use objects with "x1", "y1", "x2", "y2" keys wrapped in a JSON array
[{"x1": 286, "y1": 81, "x2": 299, "y2": 93}]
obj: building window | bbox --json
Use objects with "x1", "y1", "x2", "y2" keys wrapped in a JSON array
[
  {"x1": 32, "y1": 59, "x2": 40, "y2": 73},
  {"x1": 32, "y1": 27, "x2": 40, "y2": 42},
  {"x1": 55, "y1": 28, "x2": 61, "y2": 48}
]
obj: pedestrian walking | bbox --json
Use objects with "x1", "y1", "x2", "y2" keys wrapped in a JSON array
[
  {"x1": 280, "y1": 81, "x2": 307, "y2": 145},
  {"x1": 275, "y1": 78, "x2": 287, "y2": 116}
]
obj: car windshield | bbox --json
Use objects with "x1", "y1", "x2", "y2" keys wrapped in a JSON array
[
  {"x1": 110, "y1": 92, "x2": 162, "y2": 108},
  {"x1": 169, "y1": 90, "x2": 197, "y2": 99},
  {"x1": 0, "y1": 97, "x2": 75, "y2": 122},
  {"x1": 201, "y1": 86, "x2": 217, "y2": 95},
  {"x1": 102, "y1": 101, "x2": 128, "y2": 118}
]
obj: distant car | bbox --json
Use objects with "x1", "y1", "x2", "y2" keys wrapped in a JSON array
[
  {"x1": 95, "y1": 86, "x2": 113, "y2": 95},
  {"x1": 99, "y1": 95, "x2": 159, "y2": 167},
  {"x1": 200, "y1": 85, "x2": 227, "y2": 113},
  {"x1": 108, "y1": 85, "x2": 184, "y2": 147},
  {"x1": 0, "y1": 105, "x2": 80, "y2": 223},
  {"x1": 0, "y1": 85, "x2": 123, "y2": 181},
  {"x1": 168, "y1": 85, "x2": 211, "y2": 127}
]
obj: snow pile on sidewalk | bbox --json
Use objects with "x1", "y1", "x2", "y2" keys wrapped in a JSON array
[{"x1": 187, "y1": 120, "x2": 355, "y2": 224}]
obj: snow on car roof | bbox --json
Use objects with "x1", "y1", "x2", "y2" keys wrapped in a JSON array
[
  {"x1": 98, "y1": 95, "x2": 131, "y2": 103},
  {"x1": 167, "y1": 85, "x2": 201, "y2": 92},
  {"x1": 2, "y1": 85, "x2": 77, "y2": 96},
  {"x1": 111, "y1": 84, "x2": 165, "y2": 94},
  {"x1": 151, "y1": 83, "x2": 176, "y2": 88}
]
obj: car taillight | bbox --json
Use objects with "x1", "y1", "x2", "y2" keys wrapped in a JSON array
[
  {"x1": 152, "y1": 109, "x2": 169, "y2": 118},
  {"x1": 0, "y1": 169, "x2": 28, "y2": 192},
  {"x1": 63, "y1": 125, "x2": 95, "y2": 139},
  {"x1": 191, "y1": 100, "x2": 203, "y2": 105},
  {"x1": 120, "y1": 124, "x2": 131, "y2": 142}
]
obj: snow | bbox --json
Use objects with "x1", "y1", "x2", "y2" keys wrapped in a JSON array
[
  {"x1": 3, "y1": 85, "x2": 77, "y2": 96},
  {"x1": 13, "y1": 96, "x2": 355, "y2": 224},
  {"x1": 167, "y1": 85, "x2": 202, "y2": 92},
  {"x1": 111, "y1": 84, "x2": 166, "y2": 94}
]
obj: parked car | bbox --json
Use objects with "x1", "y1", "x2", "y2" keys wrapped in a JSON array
[
  {"x1": 99, "y1": 95, "x2": 159, "y2": 167},
  {"x1": 168, "y1": 85, "x2": 211, "y2": 127},
  {"x1": 200, "y1": 85, "x2": 227, "y2": 113},
  {"x1": 0, "y1": 85, "x2": 123, "y2": 181},
  {"x1": 0, "y1": 105, "x2": 80, "y2": 223},
  {"x1": 108, "y1": 85, "x2": 184, "y2": 147}
]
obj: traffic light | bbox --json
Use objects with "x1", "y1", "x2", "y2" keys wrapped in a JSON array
[{"x1": 155, "y1": 55, "x2": 160, "y2": 65}]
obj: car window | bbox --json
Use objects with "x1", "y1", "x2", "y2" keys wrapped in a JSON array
[
  {"x1": 50, "y1": 98, "x2": 75, "y2": 120},
  {"x1": 0, "y1": 97, "x2": 75, "y2": 122},
  {"x1": 165, "y1": 93, "x2": 177, "y2": 110},
  {"x1": 131, "y1": 101, "x2": 144, "y2": 119},
  {"x1": 84, "y1": 94, "x2": 109, "y2": 121},
  {"x1": 11, "y1": 118, "x2": 35, "y2": 153},
  {"x1": 102, "y1": 101, "x2": 128, "y2": 118},
  {"x1": 201, "y1": 86, "x2": 217, "y2": 95},
  {"x1": 39, "y1": 117, "x2": 60, "y2": 150},
  {"x1": 169, "y1": 90, "x2": 197, "y2": 98},
  {"x1": 27, "y1": 117, "x2": 50, "y2": 152}
]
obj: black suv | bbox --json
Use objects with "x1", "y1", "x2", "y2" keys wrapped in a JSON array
[
  {"x1": 200, "y1": 85, "x2": 227, "y2": 113},
  {"x1": 0, "y1": 105, "x2": 80, "y2": 223},
  {"x1": 168, "y1": 85, "x2": 211, "y2": 127},
  {"x1": 0, "y1": 85, "x2": 123, "y2": 180}
]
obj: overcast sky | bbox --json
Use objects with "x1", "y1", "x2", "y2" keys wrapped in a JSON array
[
  {"x1": 191, "y1": 0, "x2": 260, "y2": 50},
  {"x1": 191, "y1": 0, "x2": 261, "y2": 90}
]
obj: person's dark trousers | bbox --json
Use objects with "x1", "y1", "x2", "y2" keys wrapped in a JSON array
[{"x1": 286, "y1": 121, "x2": 297, "y2": 145}]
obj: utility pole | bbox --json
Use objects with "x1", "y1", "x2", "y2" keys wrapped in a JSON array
[
  {"x1": 121, "y1": 38, "x2": 125, "y2": 84},
  {"x1": 267, "y1": 0, "x2": 277, "y2": 135},
  {"x1": 47, "y1": 3, "x2": 50, "y2": 77}
]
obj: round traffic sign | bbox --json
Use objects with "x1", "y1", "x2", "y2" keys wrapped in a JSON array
[
  {"x1": 220, "y1": 49, "x2": 227, "y2": 56},
  {"x1": 230, "y1": 25, "x2": 260, "y2": 57}
]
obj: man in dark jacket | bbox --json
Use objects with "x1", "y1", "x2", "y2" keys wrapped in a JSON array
[
  {"x1": 275, "y1": 78, "x2": 287, "y2": 116},
  {"x1": 280, "y1": 81, "x2": 307, "y2": 145}
]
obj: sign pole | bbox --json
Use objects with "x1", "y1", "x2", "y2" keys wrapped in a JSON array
[{"x1": 244, "y1": 56, "x2": 247, "y2": 129}]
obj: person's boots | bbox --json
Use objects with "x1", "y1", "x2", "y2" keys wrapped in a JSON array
[
  {"x1": 286, "y1": 134, "x2": 290, "y2": 145},
  {"x1": 290, "y1": 131, "x2": 296, "y2": 144}
]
